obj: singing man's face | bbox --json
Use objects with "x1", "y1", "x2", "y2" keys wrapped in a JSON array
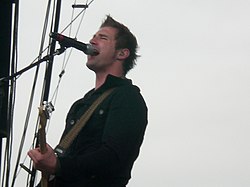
[{"x1": 86, "y1": 26, "x2": 119, "y2": 73}]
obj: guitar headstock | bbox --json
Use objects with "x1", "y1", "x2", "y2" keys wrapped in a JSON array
[{"x1": 38, "y1": 101, "x2": 55, "y2": 120}]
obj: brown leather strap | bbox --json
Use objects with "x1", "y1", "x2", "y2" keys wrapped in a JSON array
[{"x1": 55, "y1": 88, "x2": 115, "y2": 155}]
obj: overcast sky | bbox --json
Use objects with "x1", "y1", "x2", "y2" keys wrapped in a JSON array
[{"x1": 5, "y1": 0, "x2": 250, "y2": 186}]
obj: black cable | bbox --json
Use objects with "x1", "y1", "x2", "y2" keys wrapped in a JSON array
[
  {"x1": 7, "y1": 0, "x2": 95, "y2": 186},
  {"x1": 1, "y1": 0, "x2": 19, "y2": 186},
  {"x1": 10, "y1": 0, "x2": 54, "y2": 186}
]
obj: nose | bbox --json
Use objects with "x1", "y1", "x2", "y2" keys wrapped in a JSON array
[{"x1": 89, "y1": 37, "x2": 97, "y2": 45}]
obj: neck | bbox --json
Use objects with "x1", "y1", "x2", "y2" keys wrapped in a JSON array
[
  {"x1": 94, "y1": 61, "x2": 125, "y2": 89},
  {"x1": 95, "y1": 72, "x2": 125, "y2": 90},
  {"x1": 95, "y1": 73, "x2": 107, "y2": 90}
]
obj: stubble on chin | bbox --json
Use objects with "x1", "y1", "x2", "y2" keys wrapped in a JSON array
[{"x1": 86, "y1": 58, "x2": 97, "y2": 71}]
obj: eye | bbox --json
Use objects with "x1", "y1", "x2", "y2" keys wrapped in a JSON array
[
  {"x1": 99, "y1": 34, "x2": 108, "y2": 40},
  {"x1": 100, "y1": 36, "x2": 108, "y2": 40}
]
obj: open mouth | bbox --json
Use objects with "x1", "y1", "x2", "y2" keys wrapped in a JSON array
[
  {"x1": 92, "y1": 48, "x2": 100, "y2": 56},
  {"x1": 88, "y1": 44, "x2": 99, "y2": 56}
]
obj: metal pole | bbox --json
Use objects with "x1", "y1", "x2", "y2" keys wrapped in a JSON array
[{"x1": 29, "y1": 0, "x2": 62, "y2": 186}]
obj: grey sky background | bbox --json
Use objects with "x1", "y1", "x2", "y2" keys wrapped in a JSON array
[{"x1": 4, "y1": 0, "x2": 250, "y2": 186}]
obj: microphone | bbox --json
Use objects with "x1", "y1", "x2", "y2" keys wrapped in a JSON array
[{"x1": 50, "y1": 32, "x2": 99, "y2": 56}]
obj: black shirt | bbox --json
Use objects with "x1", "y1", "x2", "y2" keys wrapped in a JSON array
[{"x1": 55, "y1": 75, "x2": 148, "y2": 187}]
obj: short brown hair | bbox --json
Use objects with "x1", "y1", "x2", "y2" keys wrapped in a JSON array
[{"x1": 100, "y1": 15, "x2": 139, "y2": 75}]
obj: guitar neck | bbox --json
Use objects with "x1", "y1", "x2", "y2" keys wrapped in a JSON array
[
  {"x1": 38, "y1": 106, "x2": 48, "y2": 154},
  {"x1": 38, "y1": 125, "x2": 47, "y2": 154},
  {"x1": 38, "y1": 105, "x2": 50, "y2": 187}
]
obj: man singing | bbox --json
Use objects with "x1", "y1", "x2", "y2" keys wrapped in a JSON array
[{"x1": 28, "y1": 15, "x2": 148, "y2": 187}]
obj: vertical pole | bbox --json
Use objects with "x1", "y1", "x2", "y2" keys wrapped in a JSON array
[
  {"x1": 0, "y1": 0, "x2": 13, "y2": 183},
  {"x1": 28, "y1": 0, "x2": 62, "y2": 186}
]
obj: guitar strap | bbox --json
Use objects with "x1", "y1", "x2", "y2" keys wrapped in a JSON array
[{"x1": 55, "y1": 87, "x2": 115, "y2": 156}]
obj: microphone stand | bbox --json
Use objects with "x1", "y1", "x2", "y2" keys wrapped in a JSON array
[
  {"x1": 28, "y1": 0, "x2": 62, "y2": 186},
  {"x1": 0, "y1": 47, "x2": 65, "y2": 187},
  {"x1": 0, "y1": 48, "x2": 65, "y2": 83}
]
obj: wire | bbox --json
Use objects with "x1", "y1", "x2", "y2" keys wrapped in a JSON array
[
  {"x1": 49, "y1": 0, "x2": 94, "y2": 105},
  {"x1": 10, "y1": 0, "x2": 54, "y2": 186},
  {"x1": 5, "y1": 0, "x2": 95, "y2": 186},
  {"x1": 1, "y1": 0, "x2": 19, "y2": 186}
]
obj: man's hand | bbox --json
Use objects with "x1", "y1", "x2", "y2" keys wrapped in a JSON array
[{"x1": 28, "y1": 144, "x2": 57, "y2": 174}]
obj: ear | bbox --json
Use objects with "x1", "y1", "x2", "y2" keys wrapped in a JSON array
[{"x1": 116, "y1": 48, "x2": 130, "y2": 61}]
